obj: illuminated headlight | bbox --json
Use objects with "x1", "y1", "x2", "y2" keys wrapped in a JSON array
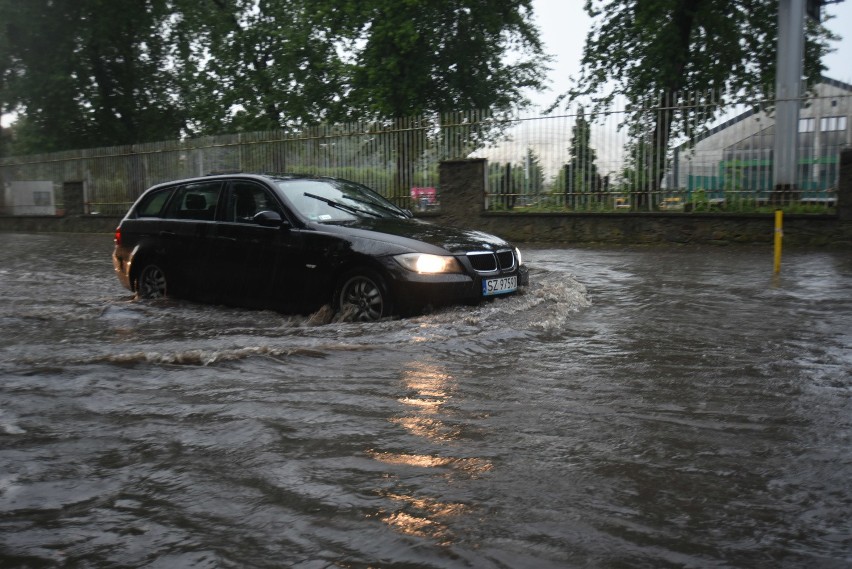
[
  {"x1": 394, "y1": 253, "x2": 462, "y2": 274},
  {"x1": 514, "y1": 247, "x2": 523, "y2": 266}
]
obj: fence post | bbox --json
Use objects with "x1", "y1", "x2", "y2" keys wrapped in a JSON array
[{"x1": 438, "y1": 158, "x2": 486, "y2": 228}]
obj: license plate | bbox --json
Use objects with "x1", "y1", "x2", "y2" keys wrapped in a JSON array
[{"x1": 482, "y1": 275, "x2": 517, "y2": 296}]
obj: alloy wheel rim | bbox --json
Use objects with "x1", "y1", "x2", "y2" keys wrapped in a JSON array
[
  {"x1": 342, "y1": 277, "x2": 383, "y2": 321},
  {"x1": 140, "y1": 266, "x2": 166, "y2": 299}
]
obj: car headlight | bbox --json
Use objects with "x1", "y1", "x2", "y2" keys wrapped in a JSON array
[
  {"x1": 394, "y1": 253, "x2": 462, "y2": 274},
  {"x1": 514, "y1": 247, "x2": 523, "y2": 266}
]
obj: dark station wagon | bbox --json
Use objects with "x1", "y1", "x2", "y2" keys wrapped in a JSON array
[{"x1": 113, "y1": 173, "x2": 529, "y2": 321}]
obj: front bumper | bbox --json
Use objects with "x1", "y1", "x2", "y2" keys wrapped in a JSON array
[{"x1": 386, "y1": 263, "x2": 530, "y2": 314}]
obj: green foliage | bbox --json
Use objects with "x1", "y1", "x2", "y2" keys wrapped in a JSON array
[
  {"x1": 575, "y1": 0, "x2": 832, "y2": 109},
  {"x1": 554, "y1": 106, "x2": 606, "y2": 194},
  {"x1": 344, "y1": 0, "x2": 549, "y2": 118},
  {"x1": 487, "y1": 148, "x2": 546, "y2": 210},
  {"x1": 616, "y1": 139, "x2": 655, "y2": 194},
  {"x1": 1, "y1": 0, "x2": 185, "y2": 154},
  {"x1": 1, "y1": 0, "x2": 549, "y2": 155},
  {"x1": 173, "y1": 0, "x2": 350, "y2": 135},
  {"x1": 569, "y1": 0, "x2": 837, "y2": 195},
  {"x1": 519, "y1": 148, "x2": 546, "y2": 195}
]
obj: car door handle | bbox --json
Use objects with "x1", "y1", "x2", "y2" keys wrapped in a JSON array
[{"x1": 159, "y1": 231, "x2": 175, "y2": 238}]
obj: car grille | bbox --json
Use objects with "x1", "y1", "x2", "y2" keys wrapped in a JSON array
[{"x1": 467, "y1": 250, "x2": 516, "y2": 273}]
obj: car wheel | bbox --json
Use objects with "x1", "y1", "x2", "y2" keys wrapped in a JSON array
[
  {"x1": 136, "y1": 263, "x2": 168, "y2": 299},
  {"x1": 335, "y1": 269, "x2": 392, "y2": 322}
]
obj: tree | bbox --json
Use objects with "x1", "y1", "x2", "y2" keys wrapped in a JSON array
[
  {"x1": 564, "y1": 106, "x2": 602, "y2": 193},
  {"x1": 2, "y1": 0, "x2": 549, "y2": 159},
  {"x1": 172, "y1": 0, "x2": 548, "y2": 135},
  {"x1": 554, "y1": 106, "x2": 608, "y2": 209},
  {"x1": 616, "y1": 139, "x2": 653, "y2": 199},
  {"x1": 172, "y1": 0, "x2": 351, "y2": 136},
  {"x1": 1, "y1": 0, "x2": 185, "y2": 154},
  {"x1": 343, "y1": 0, "x2": 548, "y2": 119},
  {"x1": 518, "y1": 147, "x2": 546, "y2": 199},
  {"x1": 488, "y1": 148, "x2": 545, "y2": 209},
  {"x1": 570, "y1": 0, "x2": 836, "y2": 207},
  {"x1": 335, "y1": 0, "x2": 549, "y2": 196}
]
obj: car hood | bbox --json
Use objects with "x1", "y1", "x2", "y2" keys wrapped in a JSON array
[{"x1": 316, "y1": 217, "x2": 513, "y2": 254}]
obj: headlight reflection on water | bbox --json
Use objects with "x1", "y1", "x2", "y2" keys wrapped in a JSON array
[
  {"x1": 366, "y1": 361, "x2": 491, "y2": 543},
  {"x1": 393, "y1": 363, "x2": 455, "y2": 442}
]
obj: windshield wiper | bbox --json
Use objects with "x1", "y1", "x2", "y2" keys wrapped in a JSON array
[
  {"x1": 303, "y1": 192, "x2": 382, "y2": 218},
  {"x1": 342, "y1": 194, "x2": 409, "y2": 218}
]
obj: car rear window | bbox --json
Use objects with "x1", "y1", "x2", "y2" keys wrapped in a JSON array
[{"x1": 136, "y1": 187, "x2": 174, "y2": 217}]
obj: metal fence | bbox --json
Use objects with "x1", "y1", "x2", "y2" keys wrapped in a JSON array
[
  {"x1": 1, "y1": 86, "x2": 849, "y2": 216},
  {"x1": 0, "y1": 112, "x2": 494, "y2": 215},
  {"x1": 476, "y1": 82, "x2": 850, "y2": 214}
]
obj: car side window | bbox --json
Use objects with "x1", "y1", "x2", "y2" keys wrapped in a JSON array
[
  {"x1": 227, "y1": 182, "x2": 283, "y2": 223},
  {"x1": 165, "y1": 182, "x2": 223, "y2": 221},
  {"x1": 135, "y1": 187, "x2": 174, "y2": 217}
]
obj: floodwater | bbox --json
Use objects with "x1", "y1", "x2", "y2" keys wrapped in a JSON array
[{"x1": 1, "y1": 232, "x2": 850, "y2": 569}]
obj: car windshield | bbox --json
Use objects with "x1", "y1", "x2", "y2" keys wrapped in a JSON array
[{"x1": 276, "y1": 179, "x2": 407, "y2": 222}]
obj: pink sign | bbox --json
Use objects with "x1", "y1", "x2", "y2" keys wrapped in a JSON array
[{"x1": 411, "y1": 187, "x2": 437, "y2": 204}]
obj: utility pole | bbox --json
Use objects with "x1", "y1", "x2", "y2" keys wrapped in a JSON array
[
  {"x1": 772, "y1": 0, "x2": 845, "y2": 201},
  {"x1": 772, "y1": 0, "x2": 806, "y2": 202}
]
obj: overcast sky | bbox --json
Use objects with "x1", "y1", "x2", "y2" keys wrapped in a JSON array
[{"x1": 528, "y1": 0, "x2": 852, "y2": 109}]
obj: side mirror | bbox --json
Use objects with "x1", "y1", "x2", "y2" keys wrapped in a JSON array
[{"x1": 253, "y1": 210, "x2": 288, "y2": 228}]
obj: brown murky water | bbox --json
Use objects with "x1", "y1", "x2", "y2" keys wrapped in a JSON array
[{"x1": 1, "y1": 232, "x2": 850, "y2": 568}]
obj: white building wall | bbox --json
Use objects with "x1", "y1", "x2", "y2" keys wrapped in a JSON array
[
  {"x1": 673, "y1": 80, "x2": 852, "y2": 190},
  {"x1": 5, "y1": 181, "x2": 57, "y2": 216}
]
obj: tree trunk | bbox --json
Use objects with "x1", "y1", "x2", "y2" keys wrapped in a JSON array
[
  {"x1": 637, "y1": 0, "x2": 701, "y2": 210},
  {"x1": 641, "y1": 90, "x2": 677, "y2": 209}
]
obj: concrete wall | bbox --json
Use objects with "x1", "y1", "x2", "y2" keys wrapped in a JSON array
[
  {"x1": 2, "y1": 150, "x2": 851, "y2": 247},
  {"x1": 0, "y1": 214, "x2": 119, "y2": 234},
  {"x1": 444, "y1": 209, "x2": 850, "y2": 247}
]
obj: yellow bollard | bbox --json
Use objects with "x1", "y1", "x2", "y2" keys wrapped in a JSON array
[{"x1": 774, "y1": 210, "x2": 783, "y2": 274}]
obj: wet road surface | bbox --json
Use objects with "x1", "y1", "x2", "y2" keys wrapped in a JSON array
[{"x1": 1, "y1": 232, "x2": 850, "y2": 568}]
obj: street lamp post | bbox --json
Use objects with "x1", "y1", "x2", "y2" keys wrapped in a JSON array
[{"x1": 772, "y1": 0, "x2": 806, "y2": 203}]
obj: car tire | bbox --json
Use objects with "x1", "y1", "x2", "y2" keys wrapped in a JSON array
[
  {"x1": 136, "y1": 262, "x2": 168, "y2": 299},
  {"x1": 334, "y1": 268, "x2": 392, "y2": 322}
]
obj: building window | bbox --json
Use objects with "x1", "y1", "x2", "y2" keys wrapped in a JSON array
[
  {"x1": 33, "y1": 191, "x2": 52, "y2": 206},
  {"x1": 820, "y1": 116, "x2": 847, "y2": 132},
  {"x1": 798, "y1": 117, "x2": 815, "y2": 132}
]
